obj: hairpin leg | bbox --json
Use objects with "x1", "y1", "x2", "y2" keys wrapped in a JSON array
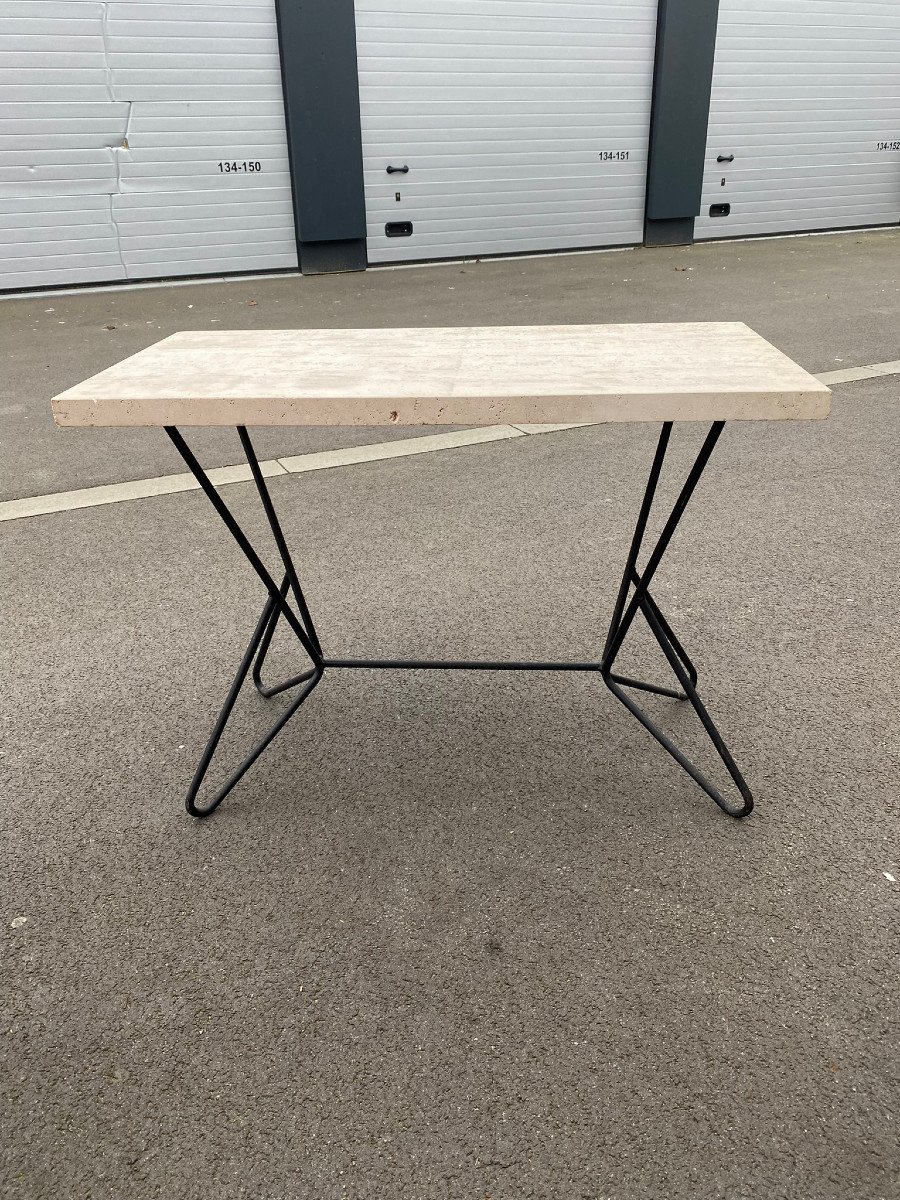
[
  {"x1": 601, "y1": 423, "x2": 754, "y2": 818},
  {"x1": 165, "y1": 426, "x2": 323, "y2": 816}
]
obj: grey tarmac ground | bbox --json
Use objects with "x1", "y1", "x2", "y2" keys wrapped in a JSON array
[{"x1": 1, "y1": 230, "x2": 898, "y2": 1199}]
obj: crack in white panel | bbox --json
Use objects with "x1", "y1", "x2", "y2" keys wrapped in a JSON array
[
  {"x1": 100, "y1": 2, "x2": 115, "y2": 103},
  {"x1": 107, "y1": 192, "x2": 127, "y2": 275},
  {"x1": 110, "y1": 100, "x2": 134, "y2": 277}
]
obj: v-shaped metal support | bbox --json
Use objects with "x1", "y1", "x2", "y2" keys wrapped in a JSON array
[
  {"x1": 165, "y1": 427, "x2": 323, "y2": 816},
  {"x1": 165, "y1": 420, "x2": 753, "y2": 820},
  {"x1": 600, "y1": 422, "x2": 753, "y2": 818}
]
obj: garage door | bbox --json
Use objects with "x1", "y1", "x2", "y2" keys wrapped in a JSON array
[
  {"x1": 0, "y1": 0, "x2": 297, "y2": 292},
  {"x1": 695, "y1": 0, "x2": 900, "y2": 240},
  {"x1": 355, "y1": 0, "x2": 659, "y2": 264}
]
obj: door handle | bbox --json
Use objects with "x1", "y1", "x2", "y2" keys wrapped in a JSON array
[
  {"x1": 386, "y1": 164, "x2": 409, "y2": 174},
  {"x1": 717, "y1": 154, "x2": 734, "y2": 163}
]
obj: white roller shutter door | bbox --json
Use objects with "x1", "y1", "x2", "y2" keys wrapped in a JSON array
[
  {"x1": 696, "y1": 0, "x2": 900, "y2": 240},
  {"x1": 355, "y1": 0, "x2": 659, "y2": 264},
  {"x1": 0, "y1": 0, "x2": 297, "y2": 291}
]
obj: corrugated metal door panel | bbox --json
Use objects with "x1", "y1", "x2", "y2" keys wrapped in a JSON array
[
  {"x1": 113, "y1": 191, "x2": 297, "y2": 279},
  {"x1": 119, "y1": 102, "x2": 293, "y2": 188},
  {"x1": 0, "y1": 194, "x2": 120, "y2": 234},
  {"x1": 355, "y1": 0, "x2": 658, "y2": 263},
  {"x1": 0, "y1": 195, "x2": 123, "y2": 290},
  {"x1": 0, "y1": 1, "x2": 110, "y2": 104},
  {"x1": 113, "y1": 100, "x2": 296, "y2": 277},
  {"x1": 0, "y1": 0, "x2": 296, "y2": 291},
  {"x1": 0, "y1": 103, "x2": 132, "y2": 153},
  {"x1": 0, "y1": 150, "x2": 118, "y2": 196},
  {"x1": 106, "y1": 3, "x2": 297, "y2": 278},
  {"x1": 107, "y1": 2, "x2": 286, "y2": 102},
  {"x1": 0, "y1": 3, "x2": 127, "y2": 288},
  {"x1": 695, "y1": 0, "x2": 900, "y2": 240}
]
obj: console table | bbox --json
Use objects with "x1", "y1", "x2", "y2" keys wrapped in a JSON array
[{"x1": 53, "y1": 323, "x2": 829, "y2": 820}]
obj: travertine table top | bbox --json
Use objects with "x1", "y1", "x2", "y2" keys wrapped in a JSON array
[{"x1": 52, "y1": 323, "x2": 830, "y2": 427}]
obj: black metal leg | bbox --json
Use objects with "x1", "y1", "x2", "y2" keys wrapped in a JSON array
[
  {"x1": 165, "y1": 426, "x2": 323, "y2": 817},
  {"x1": 601, "y1": 422, "x2": 754, "y2": 818},
  {"x1": 251, "y1": 572, "x2": 318, "y2": 698},
  {"x1": 237, "y1": 427, "x2": 323, "y2": 659},
  {"x1": 605, "y1": 571, "x2": 699, "y2": 700},
  {"x1": 635, "y1": 578, "x2": 699, "y2": 689},
  {"x1": 181, "y1": 594, "x2": 321, "y2": 818},
  {"x1": 163, "y1": 421, "x2": 752, "y2": 820}
]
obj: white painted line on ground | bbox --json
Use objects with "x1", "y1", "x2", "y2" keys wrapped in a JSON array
[
  {"x1": 816, "y1": 366, "x2": 882, "y2": 384},
  {"x1": 207, "y1": 460, "x2": 286, "y2": 485},
  {"x1": 278, "y1": 425, "x2": 524, "y2": 474},
  {"x1": 0, "y1": 458, "x2": 284, "y2": 523},
  {"x1": 864, "y1": 359, "x2": 900, "y2": 377},
  {"x1": 816, "y1": 361, "x2": 900, "y2": 385},
  {"x1": 510, "y1": 422, "x2": 595, "y2": 434},
  {"x1": 1, "y1": 360, "x2": 897, "y2": 524},
  {"x1": 0, "y1": 429, "x2": 521, "y2": 524}
]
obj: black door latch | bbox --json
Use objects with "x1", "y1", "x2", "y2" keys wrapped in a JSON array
[{"x1": 386, "y1": 165, "x2": 409, "y2": 174}]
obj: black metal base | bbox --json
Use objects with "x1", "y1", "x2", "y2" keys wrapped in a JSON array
[{"x1": 165, "y1": 421, "x2": 753, "y2": 820}]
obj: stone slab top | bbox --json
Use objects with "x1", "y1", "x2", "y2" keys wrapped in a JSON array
[{"x1": 52, "y1": 323, "x2": 830, "y2": 427}]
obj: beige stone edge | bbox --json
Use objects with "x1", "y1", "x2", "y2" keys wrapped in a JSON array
[{"x1": 1, "y1": 362, "x2": 897, "y2": 524}]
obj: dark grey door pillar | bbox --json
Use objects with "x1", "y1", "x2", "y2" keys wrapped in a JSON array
[
  {"x1": 644, "y1": 0, "x2": 720, "y2": 247},
  {"x1": 275, "y1": 0, "x2": 368, "y2": 273}
]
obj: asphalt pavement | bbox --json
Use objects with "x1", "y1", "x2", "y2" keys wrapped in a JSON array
[{"x1": 1, "y1": 232, "x2": 898, "y2": 1199}]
